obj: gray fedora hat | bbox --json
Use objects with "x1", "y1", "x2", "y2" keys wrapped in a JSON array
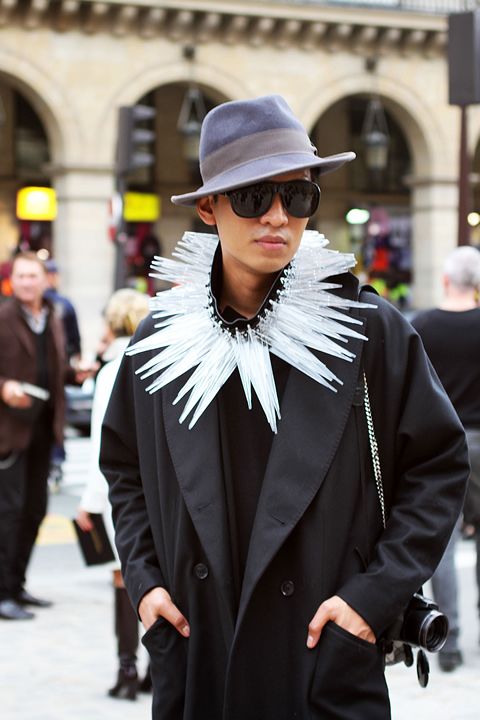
[{"x1": 171, "y1": 94, "x2": 355, "y2": 207}]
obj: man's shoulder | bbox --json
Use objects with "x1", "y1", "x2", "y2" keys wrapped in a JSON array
[
  {"x1": 412, "y1": 307, "x2": 480, "y2": 332},
  {"x1": 56, "y1": 293, "x2": 76, "y2": 314},
  {"x1": 120, "y1": 313, "x2": 157, "y2": 377},
  {"x1": 410, "y1": 307, "x2": 437, "y2": 327},
  {"x1": 358, "y1": 286, "x2": 411, "y2": 329},
  {"x1": 135, "y1": 312, "x2": 156, "y2": 340}
]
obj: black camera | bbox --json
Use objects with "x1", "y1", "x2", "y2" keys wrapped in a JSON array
[
  {"x1": 383, "y1": 593, "x2": 449, "y2": 688},
  {"x1": 386, "y1": 592, "x2": 449, "y2": 653}
]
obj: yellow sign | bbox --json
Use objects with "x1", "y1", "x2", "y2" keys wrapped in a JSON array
[
  {"x1": 16, "y1": 186, "x2": 57, "y2": 221},
  {"x1": 123, "y1": 192, "x2": 160, "y2": 222}
]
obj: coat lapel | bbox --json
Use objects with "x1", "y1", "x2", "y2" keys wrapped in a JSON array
[
  {"x1": 160, "y1": 271, "x2": 369, "y2": 635},
  {"x1": 237, "y1": 321, "x2": 366, "y2": 626},
  {"x1": 162, "y1": 378, "x2": 235, "y2": 636}
]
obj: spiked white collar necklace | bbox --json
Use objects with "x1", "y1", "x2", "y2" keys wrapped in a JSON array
[{"x1": 127, "y1": 230, "x2": 373, "y2": 432}]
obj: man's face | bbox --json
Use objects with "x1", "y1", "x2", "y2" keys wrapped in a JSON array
[
  {"x1": 11, "y1": 258, "x2": 47, "y2": 309},
  {"x1": 197, "y1": 169, "x2": 312, "y2": 280}
]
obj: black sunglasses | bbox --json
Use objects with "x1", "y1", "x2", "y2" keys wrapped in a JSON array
[{"x1": 224, "y1": 179, "x2": 320, "y2": 219}]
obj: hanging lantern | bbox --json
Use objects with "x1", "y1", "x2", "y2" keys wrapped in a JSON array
[
  {"x1": 177, "y1": 86, "x2": 207, "y2": 164},
  {"x1": 361, "y1": 97, "x2": 390, "y2": 172}
]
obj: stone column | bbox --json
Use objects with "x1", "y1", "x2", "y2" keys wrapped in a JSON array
[
  {"x1": 410, "y1": 178, "x2": 459, "y2": 309},
  {"x1": 52, "y1": 166, "x2": 115, "y2": 355}
]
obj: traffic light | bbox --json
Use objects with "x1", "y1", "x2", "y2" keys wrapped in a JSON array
[
  {"x1": 448, "y1": 10, "x2": 480, "y2": 107},
  {"x1": 115, "y1": 104, "x2": 156, "y2": 177}
]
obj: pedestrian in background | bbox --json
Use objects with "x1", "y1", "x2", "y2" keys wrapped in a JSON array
[
  {"x1": 76, "y1": 288, "x2": 150, "y2": 700},
  {"x1": 412, "y1": 245, "x2": 480, "y2": 671},
  {"x1": 44, "y1": 258, "x2": 82, "y2": 363},
  {"x1": 44, "y1": 258, "x2": 83, "y2": 489},
  {"x1": 101, "y1": 95, "x2": 468, "y2": 719},
  {"x1": 0, "y1": 252, "x2": 88, "y2": 621}
]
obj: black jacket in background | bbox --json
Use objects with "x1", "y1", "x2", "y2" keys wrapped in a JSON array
[{"x1": 412, "y1": 307, "x2": 480, "y2": 429}]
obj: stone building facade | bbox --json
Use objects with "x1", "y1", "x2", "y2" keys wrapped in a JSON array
[{"x1": 0, "y1": 0, "x2": 479, "y2": 350}]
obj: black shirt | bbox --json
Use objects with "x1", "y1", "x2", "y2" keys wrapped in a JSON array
[
  {"x1": 211, "y1": 247, "x2": 291, "y2": 606},
  {"x1": 412, "y1": 307, "x2": 480, "y2": 428}
]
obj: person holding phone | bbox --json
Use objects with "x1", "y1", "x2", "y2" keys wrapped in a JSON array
[{"x1": 0, "y1": 252, "x2": 88, "y2": 620}]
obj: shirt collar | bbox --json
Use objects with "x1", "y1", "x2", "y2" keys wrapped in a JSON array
[
  {"x1": 20, "y1": 304, "x2": 49, "y2": 334},
  {"x1": 209, "y1": 242, "x2": 289, "y2": 330}
]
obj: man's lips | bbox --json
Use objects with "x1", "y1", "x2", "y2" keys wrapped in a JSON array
[{"x1": 255, "y1": 236, "x2": 287, "y2": 248}]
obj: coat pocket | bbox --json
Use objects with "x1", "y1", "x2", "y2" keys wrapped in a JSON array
[
  {"x1": 142, "y1": 617, "x2": 187, "y2": 719},
  {"x1": 309, "y1": 621, "x2": 390, "y2": 720}
]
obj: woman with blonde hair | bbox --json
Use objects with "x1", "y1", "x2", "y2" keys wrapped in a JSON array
[{"x1": 76, "y1": 288, "x2": 150, "y2": 700}]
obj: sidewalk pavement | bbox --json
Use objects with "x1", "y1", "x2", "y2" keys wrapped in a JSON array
[
  {"x1": 1, "y1": 564, "x2": 151, "y2": 720},
  {"x1": 1, "y1": 437, "x2": 480, "y2": 719}
]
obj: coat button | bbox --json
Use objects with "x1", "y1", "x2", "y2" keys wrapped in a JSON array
[
  {"x1": 194, "y1": 563, "x2": 209, "y2": 580},
  {"x1": 280, "y1": 580, "x2": 295, "y2": 597}
]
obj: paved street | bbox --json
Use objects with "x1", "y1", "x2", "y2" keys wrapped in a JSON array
[{"x1": 1, "y1": 435, "x2": 480, "y2": 720}]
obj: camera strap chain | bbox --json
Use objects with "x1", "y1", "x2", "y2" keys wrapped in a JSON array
[
  {"x1": 362, "y1": 371, "x2": 431, "y2": 688},
  {"x1": 362, "y1": 372, "x2": 386, "y2": 529}
]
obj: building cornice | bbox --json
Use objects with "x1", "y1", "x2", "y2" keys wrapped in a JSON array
[{"x1": 0, "y1": 0, "x2": 449, "y2": 57}]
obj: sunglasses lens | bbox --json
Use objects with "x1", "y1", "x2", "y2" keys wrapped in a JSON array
[
  {"x1": 282, "y1": 181, "x2": 320, "y2": 218},
  {"x1": 227, "y1": 180, "x2": 320, "y2": 218},
  {"x1": 229, "y1": 185, "x2": 273, "y2": 218}
]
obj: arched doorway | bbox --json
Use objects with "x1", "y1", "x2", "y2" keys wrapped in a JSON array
[{"x1": 311, "y1": 94, "x2": 413, "y2": 310}]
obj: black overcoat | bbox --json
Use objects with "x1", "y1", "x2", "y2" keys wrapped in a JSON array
[{"x1": 101, "y1": 275, "x2": 468, "y2": 720}]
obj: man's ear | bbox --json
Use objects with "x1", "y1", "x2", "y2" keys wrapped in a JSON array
[{"x1": 196, "y1": 196, "x2": 217, "y2": 226}]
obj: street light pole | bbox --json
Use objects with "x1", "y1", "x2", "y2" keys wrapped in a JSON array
[
  {"x1": 457, "y1": 104, "x2": 471, "y2": 246},
  {"x1": 448, "y1": 10, "x2": 480, "y2": 245}
]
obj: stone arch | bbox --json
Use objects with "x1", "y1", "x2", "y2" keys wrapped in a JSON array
[
  {"x1": 94, "y1": 60, "x2": 252, "y2": 162},
  {"x1": 298, "y1": 72, "x2": 449, "y2": 180},
  {"x1": 0, "y1": 49, "x2": 82, "y2": 164}
]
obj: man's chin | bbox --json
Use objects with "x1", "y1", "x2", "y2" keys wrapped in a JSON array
[{"x1": 248, "y1": 263, "x2": 288, "y2": 281}]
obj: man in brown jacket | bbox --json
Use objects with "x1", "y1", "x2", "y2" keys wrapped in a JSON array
[{"x1": 0, "y1": 252, "x2": 75, "y2": 620}]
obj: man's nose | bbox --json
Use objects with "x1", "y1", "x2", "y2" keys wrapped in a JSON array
[{"x1": 260, "y1": 193, "x2": 288, "y2": 225}]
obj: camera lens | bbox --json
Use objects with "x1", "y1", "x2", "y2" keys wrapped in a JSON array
[{"x1": 419, "y1": 611, "x2": 449, "y2": 652}]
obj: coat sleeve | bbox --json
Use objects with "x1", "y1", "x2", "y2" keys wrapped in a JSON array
[
  {"x1": 337, "y1": 294, "x2": 469, "y2": 638},
  {"x1": 100, "y1": 327, "x2": 165, "y2": 613}
]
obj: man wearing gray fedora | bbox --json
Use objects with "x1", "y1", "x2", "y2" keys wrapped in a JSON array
[{"x1": 101, "y1": 95, "x2": 468, "y2": 719}]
